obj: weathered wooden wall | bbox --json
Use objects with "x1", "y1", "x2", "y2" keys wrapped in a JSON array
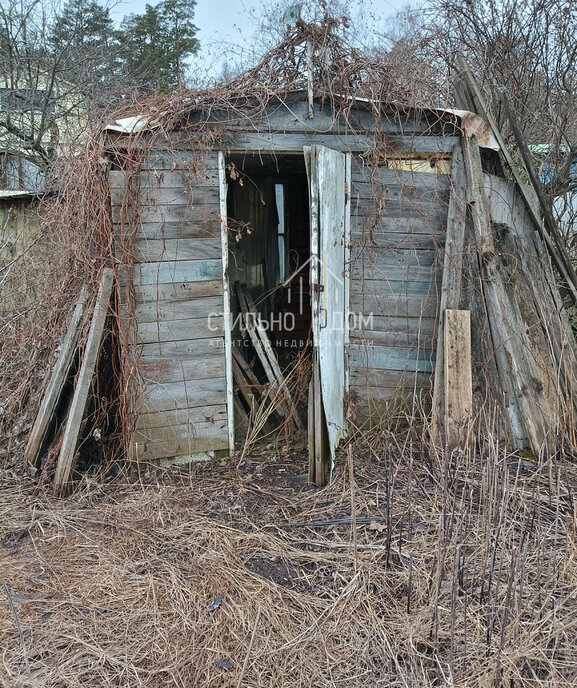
[
  {"x1": 107, "y1": 97, "x2": 457, "y2": 454},
  {"x1": 348, "y1": 159, "x2": 450, "y2": 422},
  {"x1": 109, "y1": 150, "x2": 231, "y2": 462}
]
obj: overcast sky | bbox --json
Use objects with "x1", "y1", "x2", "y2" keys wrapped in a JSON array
[{"x1": 110, "y1": 0, "x2": 416, "y2": 78}]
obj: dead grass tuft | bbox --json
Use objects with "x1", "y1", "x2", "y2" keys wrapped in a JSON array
[{"x1": 2, "y1": 437, "x2": 577, "y2": 687}]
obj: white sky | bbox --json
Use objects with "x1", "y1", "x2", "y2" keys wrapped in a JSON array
[{"x1": 110, "y1": 0, "x2": 417, "y2": 78}]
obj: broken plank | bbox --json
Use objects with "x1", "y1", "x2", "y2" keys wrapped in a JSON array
[
  {"x1": 24, "y1": 285, "x2": 90, "y2": 466},
  {"x1": 53, "y1": 269, "x2": 114, "y2": 493}
]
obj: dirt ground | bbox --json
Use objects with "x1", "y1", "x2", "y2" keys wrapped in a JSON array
[{"x1": 2, "y1": 438, "x2": 577, "y2": 687}]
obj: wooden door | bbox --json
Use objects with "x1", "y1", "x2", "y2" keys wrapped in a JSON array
[{"x1": 305, "y1": 145, "x2": 350, "y2": 483}]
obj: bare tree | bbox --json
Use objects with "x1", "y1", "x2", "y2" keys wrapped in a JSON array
[{"x1": 394, "y1": 0, "x2": 577, "y2": 235}]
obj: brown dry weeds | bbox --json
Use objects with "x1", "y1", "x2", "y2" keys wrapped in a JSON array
[{"x1": 2, "y1": 438, "x2": 577, "y2": 687}]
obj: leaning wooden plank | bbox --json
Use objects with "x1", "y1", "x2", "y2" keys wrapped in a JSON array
[
  {"x1": 232, "y1": 355, "x2": 277, "y2": 437},
  {"x1": 53, "y1": 269, "x2": 114, "y2": 493},
  {"x1": 24, "y1": 285, "x2": 90, "y2": 467},
  {"x1": 430, "y1": 143, "x2": 468, "y2": 446},
  {"x1": 498, "y1": 87, "x2": 577, "y2": 285},
  {"x1": 456, "y1": 55, "x2": 577, "y2": 307},
  {"x1": 232, "y1": 354, "x2": 258, "y2": 415},
  {"x1": 242, "y1": 288, "x2": 304, "y2": 430},
  {"x1": 235, "y1": 284, "x2": 278, "y2": 389},
  {"x1": 232, "y1": 347, "x2": 261, "y2": 388},
  {"x1": 235, "y1": 287, "x2": 296, "y2": 426},
  {"x1": 444, "y1": 310, "x2": 472, "y2": 450},
  {"x1": 464, "y1": 136, "x2": 555, "y2": 454}
]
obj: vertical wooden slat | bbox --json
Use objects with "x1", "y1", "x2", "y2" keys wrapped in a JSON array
[
  {"x1": 430, "y1": 143, "x2": 467, "y2": 446},
  {"x1": 54, "y1": 269, "x2": 114, "y2": 493},
  {"x1": 218, "y1": 151, "x2": 235, "y2": 453},
  {"x1": 444, "y1": 309, "x2": 472, "y2": 450}
]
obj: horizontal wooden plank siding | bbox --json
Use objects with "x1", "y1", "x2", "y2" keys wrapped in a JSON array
[
  {"x1": 112, "y1": 150, "x2": 230, "y2": 461},
  {"x1": 349, "y1": 158, "x2": 448, "y2": 417}
]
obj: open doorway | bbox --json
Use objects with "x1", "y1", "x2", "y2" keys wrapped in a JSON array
[{"x1": 225, "y1": 153, "x2": 311, "y2": 446}]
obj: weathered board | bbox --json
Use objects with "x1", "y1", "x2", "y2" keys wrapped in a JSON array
[
  {"x1": 348, "y1": 161, "x2": 448, "y2": 416},
  {"x1": 112, "y1": 151, "x2": 231, "y2": 462}
]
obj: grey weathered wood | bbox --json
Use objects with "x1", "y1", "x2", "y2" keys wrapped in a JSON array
[
  {"x1": 237, "y1": 285, "x2": 303, "y2": 429},
  {"x1": 145, "y1": 150, "x2": 219, "y2": 171},
  {"x1": 349, "y1": 292, "x2": 437, "y2": 319},
  {"x1": 350, "y1": 367, "x2": 431, "y2": 391},
  {"x1": 430, "y1": 144, "x2": 468, "y2": 446},
  {"x1": 350, "y1": 231, "x2": 443, "y2": 249},
  {"x1": 350, "y1": 215, "x2": 446, "y2": 237},
  {"x1": 351, "y1": 165, "x2": 453, "y2": 189},
  {"x1": 109, "y1": 169, "x2": 220, "y2": 190},
  {"x1": 349, "y1": 344, "x2": 435, "y2": 374},
  {"x1": 113, "y1": 201, "x2": 220, "y2": 225},
  {"x1": 217, "y1": 149, "x2": 235, "y2": 454},
  {"x1": 311, "y1": 352, "x2": 329, "y2": 486},
  {"x1": 198, "y1": 99, "x2": 402, "y2": 132},
  {"x1": 128, "y1": 434, "x2": 229, "y2": 462},
  {"x1": 498, "y1": 86, "x2": 577, "y2": 302},
  {"x1": 133, "y1": 237, "x2": 221, "y2": 263},
  {"x1": 350, "y1": 198, "x2": 449, "y2": 223},
  {"x1": 350, "y1": 262, "x2": 436, "y2": 284},
  {"x1": 137, "y1": 337, "x2": 225, "y2": 361},
  {"x1": 135, "y1": 404, "x2": 228, "y2": 431},
  {"x1": 456, "y1": 56, "x2": 577, "y2": 307},
  {"x1": 138, "y1": 377, "x2": 227, "y2": 414},
  {"x1": 137, "y1": 317, "x2": 223, "y2": 344},
  {"x1": 133, "y1": 279, "x2": 223, "y2": 304},
  {"x1": 132, "y1": 219, "x2": 221, "y2": 240},
  {"x1": 216, "y1": 133, "x2": 460, "y2": 155},
  {"x1": 444, "y1": 309, "x2": 472, "y2": 450},
  {"x1": 135, "y1": 259, "x2": 222, "y2": 285},
  {"x1": 139, "y1": 354, "x2": 226, "y2": 384},
  {"x1": 350, "y1": 246, "x2": 438, "y2": 270},
  {"x1": 132, "y1": 295, "x2": 224, "y2": 324},
  {"x1": 464, "y1": 135, "x2": 556, "y2": 453},
  {"x1": 53, "y1": 269, "x2": 114, "y2": 493},
  {"x1": 350, "y1": 318, "x2": 435, "y2": 349},
  {"x1": 351, "y1": 277, "x2": 436, "y2": 297},
  {"x1": 485, "y1": 174, "x2": 577, "y2": 426},
  {"x1": 24, "y1": 285, "x2": 89, "y2": 467}
]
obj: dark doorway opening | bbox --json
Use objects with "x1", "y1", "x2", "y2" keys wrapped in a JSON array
[{"x1": 225, "y1": 154, "x2": 311, "y2": 443}]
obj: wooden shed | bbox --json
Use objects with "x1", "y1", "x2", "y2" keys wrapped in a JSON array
[{"x1": 100, "y1": 50, "x2": 577, "y2": 482}]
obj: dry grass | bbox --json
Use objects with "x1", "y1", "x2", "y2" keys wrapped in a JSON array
[{"x1": 2, "y1": 436, "x2": 577, "y2": 687}]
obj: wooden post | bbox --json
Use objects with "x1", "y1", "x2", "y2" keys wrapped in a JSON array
[
  {"x1": 444, "y1": 309, "x2": 472, "y2": 450},
  {"x1": 430, "y1": 143, "x2": 468, "y2": 446},
  {"x1": 53, "y1": 269, "x2": 114, "y2": 493}
]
